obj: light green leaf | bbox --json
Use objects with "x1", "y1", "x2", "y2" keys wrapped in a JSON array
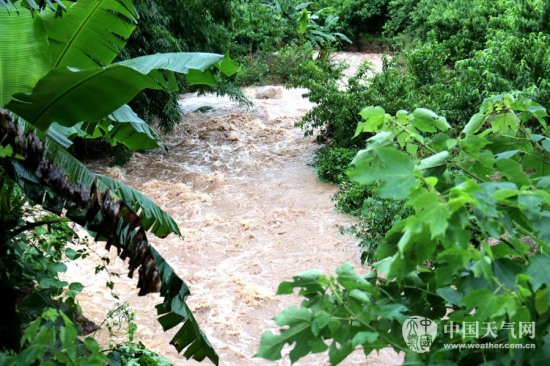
[
  {"x1": 356, "y1": 131, "x2": 394, "y2": 155},
  {"x1": 413, "y1": 108, "x2": 450, "y2": 132},
  {"x1": 410, "y1": 190, "x2": 450, "y2": 238},
  {"x1": 349, "y1": 147, "x2": 416, "y2": 199},
  {"x1": 311, "y1": 312, "x2": 331, "y2": 337},
  {"x1": 491, "y1": 112, "x2": 520, "y2": 132},
  {"x1": 298, "y1": 8, "x2": 309, "y2": 34},
  {"x1": 436, "y1": 287, "x2": 463, "y2": 305},
  {"x1": 40, "y1": 0, "x2": 137, "y2": 69},
  {"x1": 276, "y1": 269, "x2": 325, "y2": 295},
  {"x1": 395, "y1": 109, "x2": 410, "y2": 125},
  {"x1": 462, "y1": 289, "x2": 514, "y2": 319},
  {"x1": 352, "y1": 332, "x2": 378, "y2": 348},
  {"x1": 357, "y1": 106, "x2": 387, "y2": 133},
  {"x1": 416, "y1": 151, "x2": 449, "y2": 170},
  {"x1": 462, "y1": 112, "x2": 485, "y2": 135},
  {"x1": 104, "y1": 104, "x2": 161, "y2": 150},
  {"x1": 256, "y1": 306, "x2": 322, "y2": 362},
  {"x1": 0, "y1": 8, "x2": 51, "y2": 106}
]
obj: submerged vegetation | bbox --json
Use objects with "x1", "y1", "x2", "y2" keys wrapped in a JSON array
[{"x1": 1, "y1": 0, "x2": 549, "y2": 365}]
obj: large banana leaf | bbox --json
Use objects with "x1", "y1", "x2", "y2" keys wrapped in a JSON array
[
  {"x1": 47, "y1": 105, "x2": 162, "y2": 150},
  {"x1": 40, "y1": 0, "x2": 138, "y2": 69},
  {"x1": 103, "y1": 105, "x2": 162, "y2": 150},
  {"x1": 0, "y1": 7, "x2": 51, "y2": 106},
  {"x1": 6, "y1": 52, "x2": 231, "y2": 131},
  {"x1": 0, "y1": 113, "x2": 218, "y2": 364}
]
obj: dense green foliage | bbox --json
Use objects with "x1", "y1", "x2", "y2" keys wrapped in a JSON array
[
  {"x1": 119, "y1": 0, "x2": 240, "y2": 132},
  {"x1": 295, "y1": 1, "x2": 550, "y2": 264},
  {"x1": 259, "y1": 94, "x2": 550, "y2": 365},
  {"x1": 255, "y1": 1, "x2": 550, "y2": 364},
  {"x1": 0, "y1": 0, "x2": 237, "y2": 364}
]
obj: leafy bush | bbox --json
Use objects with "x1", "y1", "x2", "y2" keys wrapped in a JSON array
[
  {"x1": 233, "y1": 1, "x2": 351, "y2": 86},
  {"x1": 295, "y1": 61, "x2": 373, "y2": 145},
  {"x1": 258, "y1": 94, "x2": 550, "y2": 365},
  {"x1": 309, "y1": 0, "x2": 389, "y2": 42},
  {"x1": 384, "y1": 0, "x2": 507, "y2": 61},
  {"x1": 0, "y1": 309, "x2": 107, "y2": 365},
  {"x1": 314, "y1": 146, "x2": 359, "y2": 183},
  {"x1": 454, "y1": 30, "x2": 550, "y2": 119}
]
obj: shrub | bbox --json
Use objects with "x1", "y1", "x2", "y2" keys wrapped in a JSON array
[
  {"x1": 314, "y1": 146, "x2": 359, "y2": 184},
  {"x1": 259, "y1": 94, "x2": 550, "y2": 365}
]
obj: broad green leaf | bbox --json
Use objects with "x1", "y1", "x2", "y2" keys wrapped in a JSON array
[
  {"x1": 311, "y1": 312, "x2": 331, "y2": 337},
  {"x1": 409, "y1": 190, "x2": 450, "y2": 238},
  {"x1": 377, "y1": 303, "x2": 408, "y2": 321},
  {"x1": 526, "y1": 254, "x2": 550, "y2": 291},
  {"x1": 395, "y1": 109, "x2": 410, "y2": 125},
  {"x1": 40, "y1": 0, "x2": 137, "y2": 69},
  {"x1": 336, "y1": 262, "x2": 377, "y2": 293},
  {"x1": 276, "y1": 269, "x2": 325, "y2": 296},
  {"x1": 357, "y1": 106, "x2": 387, "y2": 133},
  {"x1": 329, "y1": 340, "x2": 354, "y2": 365},
  {"x1": 496, "y1": 159, "x2": 531, "y2": 187},
  {"x1": 351, "y1": 332, "x2": 378, "y2": 348},
  {"x1": 491, "y1": 112, "x2": 520, "y2": 132},
  {"x1": 217, "y1": 53, "x2": 240, "y2": 76},
  {"x1": 495, "y1": 149, "x2": 521, "y2": 160},
  {"x1": 256, "y1": 306, "x2": 326, "y2": 363},
  {"x1": 436, "y1": 287, "x2": 463, "y2": 305},
  {"x1": 462, "y1": 289, "x2": 514, "y2": 320},
  {"x1": 416, "y1": 151, "x2": 449, "y2": 170},
  {"x1": 413, "y1": 108, "x2": 450, "y2": 132},
  {"x1": 104, "y1": 104, "x2": 161, "y2": 150},
  {"x1": 7, "y1": 52, "x2": 225, "y2": 130},
  {"x1": 298, "y1": 8, "x2": 309, "y2": 34},
  {"x1": 68, "y1": 282, "x2": 84, "y2": 292},
  {"x1": 462, "y1": 112, "x2": 485, "y2": 135},
  {"x1": 46, "y1": 123, "x2": 87, "y2": 148},
  {"x1": 349, "y1": 147, "x2": 416, "y2": 199},
  {"x1": 357, "y1": 131, "x2": 394, "y2": 154},
  {"x1": 0, "y1": 8, "x2": 51, "y2": 106}
]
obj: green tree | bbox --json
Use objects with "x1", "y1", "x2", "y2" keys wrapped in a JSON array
[{"x1": 0, "y1": 0, "x2": 237, "y2": 363}]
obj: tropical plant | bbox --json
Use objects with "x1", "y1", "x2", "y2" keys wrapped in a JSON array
[
  {"x1": 0, "y1": 0, "x2": 237, "y2": 364},
  {"x1": 258, "y1": 94, "x2": 550, "y2": 365},
  {"x1": 296, "y1": 4, "x2": 351, "y2": 53}
]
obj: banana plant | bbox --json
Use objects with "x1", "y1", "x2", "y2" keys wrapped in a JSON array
[{"x1": 0, "y1": 0, "x2": 238, "y2": 364}]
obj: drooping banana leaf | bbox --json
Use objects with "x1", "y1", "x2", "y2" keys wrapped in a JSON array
[
  {"x1": 0, "y1": 110, "x2": 219, "y2": 364},
  {"x1": 47, "y1": 105, "x2": 162, "y2": 151},
  {"x1": 40, "y1": 0, "x2": 138, "y2": 69},
  {"x1": 6, "y1": 52, "x2": 235, "y2": 131},
  {"x1": 0, "y1": 6, "x2": 51, "y2": 106},
  {"x1": 102, "y1": 104, "x2": 163, "y2": 150}
]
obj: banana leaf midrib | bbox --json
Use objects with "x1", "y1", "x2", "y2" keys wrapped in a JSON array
[
  {"x1": 26, "y1": 65, "x2": 151, "y2": 129},
  {"x1": 52, "y1": 0, "x2": 104, "y2": 68}
]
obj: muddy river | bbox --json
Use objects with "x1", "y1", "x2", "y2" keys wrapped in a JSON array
[{"x1": 64, "y1": 53, "x2": 402, "y2": 365}]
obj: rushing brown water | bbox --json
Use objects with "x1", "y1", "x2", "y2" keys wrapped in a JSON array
[{"x1": 64, "y1": 53, "x2": 402, "y2": 365}]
